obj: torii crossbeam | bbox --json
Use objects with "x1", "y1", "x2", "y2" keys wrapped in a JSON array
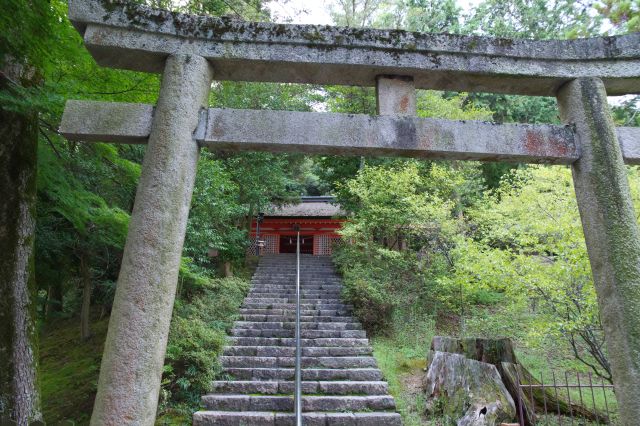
[{"x1": 61, "y1": 1, "x2": 640, "y2": 424}]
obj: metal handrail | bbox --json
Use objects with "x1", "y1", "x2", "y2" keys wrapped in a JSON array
[{"x1": 294, "y1": 230, "x2": 302, "y2": 425}]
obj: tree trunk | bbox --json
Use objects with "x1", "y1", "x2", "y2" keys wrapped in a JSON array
[
  {"x1": 80, "y1": 252, "x2": 92, "y2": 340},
  {"x1": 427, "y1": 337, "x2": 607, "y2": 425},
  {"x1": 223, "y1": 261, "x2": 233, "y2": 277},
  {"x1": 428, "y1": 336, "x2": 518, "y2": 368},
  {"x1": 0, "y1": 72, "x2": 43, "y2": 424},
  {"x1": 424, "y1": 351, "x2": 516, "y2": 425},
  {"x1": 45, "y1": 280, "x2": 63, "y2": 319}
]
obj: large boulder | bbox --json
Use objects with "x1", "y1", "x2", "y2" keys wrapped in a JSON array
[{"x1": 424, "y1": 351, "x2": 516, "y2": 426}]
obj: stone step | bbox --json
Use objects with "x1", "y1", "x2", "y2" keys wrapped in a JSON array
[
  {"x1": 247, "y1": 291, "x2": 342, "y2": 297},
  {"x1": 249, "y1": 286, "x2": 342, "y2": 290},
  {"x1": 239, "y1": 309, "x2": 352, "y2": 317},
  {"x1": 223, "y1": 345, "x2": 373, "y2": 357},
  {"x1": 245, "y1": 298, "x2": 345, "y2": 304},
  {"x1": 194, "y1": 254, "x2": 400, "y2": 425},
  {"x1": 253, "y1": 269, "x2": 339, "y2": 272},
  {"x1": 251, "y1": 282, "x2": 341, "y2": 286},
  {"x1": 233, "y1": 321, "x2": 362, "y2": 330},
  {"x1": 239, "y1": 314, "x2": 353, "y2": 323},
  {"x1": 220, "y1": 355, "x2": 378, "y2": 369},
  {"x1": 252, "y1": 282, "x2": 340, "y2": 285},
  {"x1": 251, "y1": 276, "x2": 341, "y2": 280},
  {"x1": 249, "y1": 289, "x2": 341, "y2": 293},
  {"x1": 243, "y1": 298, "x2": 345, "y2": 304},
  {"x1": 201, "y1": 394, "x2": 396, "y2": 412},
  {"x1": 230, "y1": 328, "x2": 367, "y2": 338},
  {"x1": 239, "y1": 315, "x2": 355, "y2": 323},
  {"x1": 242, "y1": 303, "x2": 352, "y2": 310},
  {"x1": 193, "y1": 411, "x2": 402, "y2": 426},
  {"x1": 211, "y1": 380, "x2": 389, "y2": 395},
  {"x1": 224, "y1": 367, "x2": 384, "y2": 381},
  {"x1": 246, "y1": 295, "x2": 343, "y2": 301},
  {"x1": 253, "y1": 276, "x2": 339, "y2": 279},
  {"x1": 252, "y1": 272, "x2": 340, "y2": 275},
  {"x1": 247, "y1": 289, "x2": 343, "y2": 294},
  {"x1": 228, "y1": 337, "x2": 371, "y2": 347},
  {"x1": 265, "y1": 278, "x2": 338, "y2": 283}
]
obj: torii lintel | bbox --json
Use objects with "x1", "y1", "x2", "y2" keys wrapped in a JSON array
[{"x1": 69, "y1": 0, "x2": 640, "y2": 96}]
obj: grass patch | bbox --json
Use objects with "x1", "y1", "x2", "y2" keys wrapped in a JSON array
[
  {"x1": 373, "y1": 338, "x2": 427, "y2": 426},
  {"x1": 370, "y1": 313, "x2": 436, "y2": 425}
]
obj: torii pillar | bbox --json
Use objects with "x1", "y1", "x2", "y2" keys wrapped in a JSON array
[
  {"x1": 90, "y1": 54, "x2": 213, "y2": 425},
  {"x1": 557, "y1": 78, "x2": 640, "y2": 421}
]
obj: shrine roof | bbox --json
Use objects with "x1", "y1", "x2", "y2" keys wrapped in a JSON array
[{"x1": 265, "y1": 196, "x2": 345, "y2": 218}]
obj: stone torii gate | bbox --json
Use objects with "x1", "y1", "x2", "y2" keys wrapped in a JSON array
[{"x1": 60, "y1": 0, "x2": 640, "y2": 424}]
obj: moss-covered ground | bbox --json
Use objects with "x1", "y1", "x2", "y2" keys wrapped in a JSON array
[{"x1": 40, "y1": 313, "x2": 108, "y2": 425}]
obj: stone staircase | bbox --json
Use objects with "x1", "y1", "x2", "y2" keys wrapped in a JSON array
[{"x1": 193, "y1": 254, "x2": 402, "y2": 425}]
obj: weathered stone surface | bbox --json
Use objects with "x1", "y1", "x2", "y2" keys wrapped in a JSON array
[
  {"x1": 376, "y1": 75, "x2": 416, "y2": 116},
  {"x1": 193, "y1": 411, "x2": 275, "y2": 426},
  {"x1": 60, "y1": 100, "x2": 152, "y2": 143},
  {"x1": 61, "y1": 100, "x2": 640, "y2": 165},
  {"x1": 61, "y1": 101, "x2": 584, "y2": 164},
  {"x1": 618, "y1": 126, "x2": 640, "y2": 163},
  {"x1": 557, "y1": 77, "x2": 640, "y2": 426},
  {"x1": 67, "y1": 0, "x2": 640, "y2": 95},
  {"x1": 424, "y1": 351, "x2": 516, "y2": 426},
  {"x1": 202, "y1": 109, "x2": 578, "y2": 164},
  {"x1": 354, "y1": 412, "x2": 402, "y2": 425},
  {"x1": 89, "y1": 54, "x2": 213, "y2": 425}
]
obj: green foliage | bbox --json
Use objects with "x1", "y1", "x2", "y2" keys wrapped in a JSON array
[
  {"x1": 384, "y1": 0, "x2": 462, "y2": 33},
  {"x1": 372, "y1": 337, "x2": 430, "y2": 426},
  {"x1": 464, "y1": 0, "x2": 600, "y2": 39},
  {"x1": 333, "y1": 162, "x2": 463, "y2": 331},
  {"x1": 0, "y1": 0, "x2": 54, "y2": 72},
  {"x1": 163, "y1": 317, "x2": 224, "y2": 404},
  {"x1": 160, "y1": 272, "x2": 250, "y2": 408},
  {"x1": 441, "y1": 166, "x2": 634, "y2": 381},
  {"x1": 185, "y1": 153, "x2": 247, "y2": 265},
  {"x1": 596, "y1": 0, "x2": 640, "y2": 33},
  {"x1": 611, "y1": 96, "x2": 640, "y2": 127},
  {"x1": 337, "y1": 163, "x2": 456, "y2": 244}
]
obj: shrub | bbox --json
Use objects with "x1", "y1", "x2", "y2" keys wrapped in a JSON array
[
  {"x1": 163, "y1": 316, "x2": 225, "y2": 404},
  {"x1": 159, "y1": 265, "x2": 250, "y2": 411}
]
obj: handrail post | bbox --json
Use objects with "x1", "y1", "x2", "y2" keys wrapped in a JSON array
[{"x1": 295, "y1": 230, "x2": 302, "y2": 425}]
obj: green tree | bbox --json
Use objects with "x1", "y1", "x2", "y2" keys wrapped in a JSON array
[
  {"x1": 375, "y1": 0, "x2": 462, "y2": 33},
  {"x1": 596, "y1": 0, "x2": 640, "y2": 33},
  {"x1": 441, "y1": 165, "x2": 640, "y2": 381}
]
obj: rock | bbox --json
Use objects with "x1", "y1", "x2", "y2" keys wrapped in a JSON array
[{"x1": 424, "y1": 351, "x2": 516, "y2": 426}]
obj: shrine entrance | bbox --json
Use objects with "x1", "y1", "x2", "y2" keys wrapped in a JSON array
[
  {"x1": 280, "y1": 235, "x2": 313, "y2": 254},
  {"x1": 249, "y1": 196, "x2": 344, "y2": 256},
  {"x1": 59, "y1": 1, "x2": 640, "y2": 424}
]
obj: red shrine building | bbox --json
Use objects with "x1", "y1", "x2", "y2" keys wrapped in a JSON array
[{"x1": 249, "y1": 196, "x2": 345, "y2": 256}]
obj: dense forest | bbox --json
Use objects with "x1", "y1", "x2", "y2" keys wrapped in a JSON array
[{"x1": 1, "y1": 0, "x2": 639, "y2": 424}]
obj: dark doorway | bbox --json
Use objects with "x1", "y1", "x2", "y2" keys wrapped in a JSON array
[{"x1": 280, "y1": 235, "x2": 313, "y2": 254}]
